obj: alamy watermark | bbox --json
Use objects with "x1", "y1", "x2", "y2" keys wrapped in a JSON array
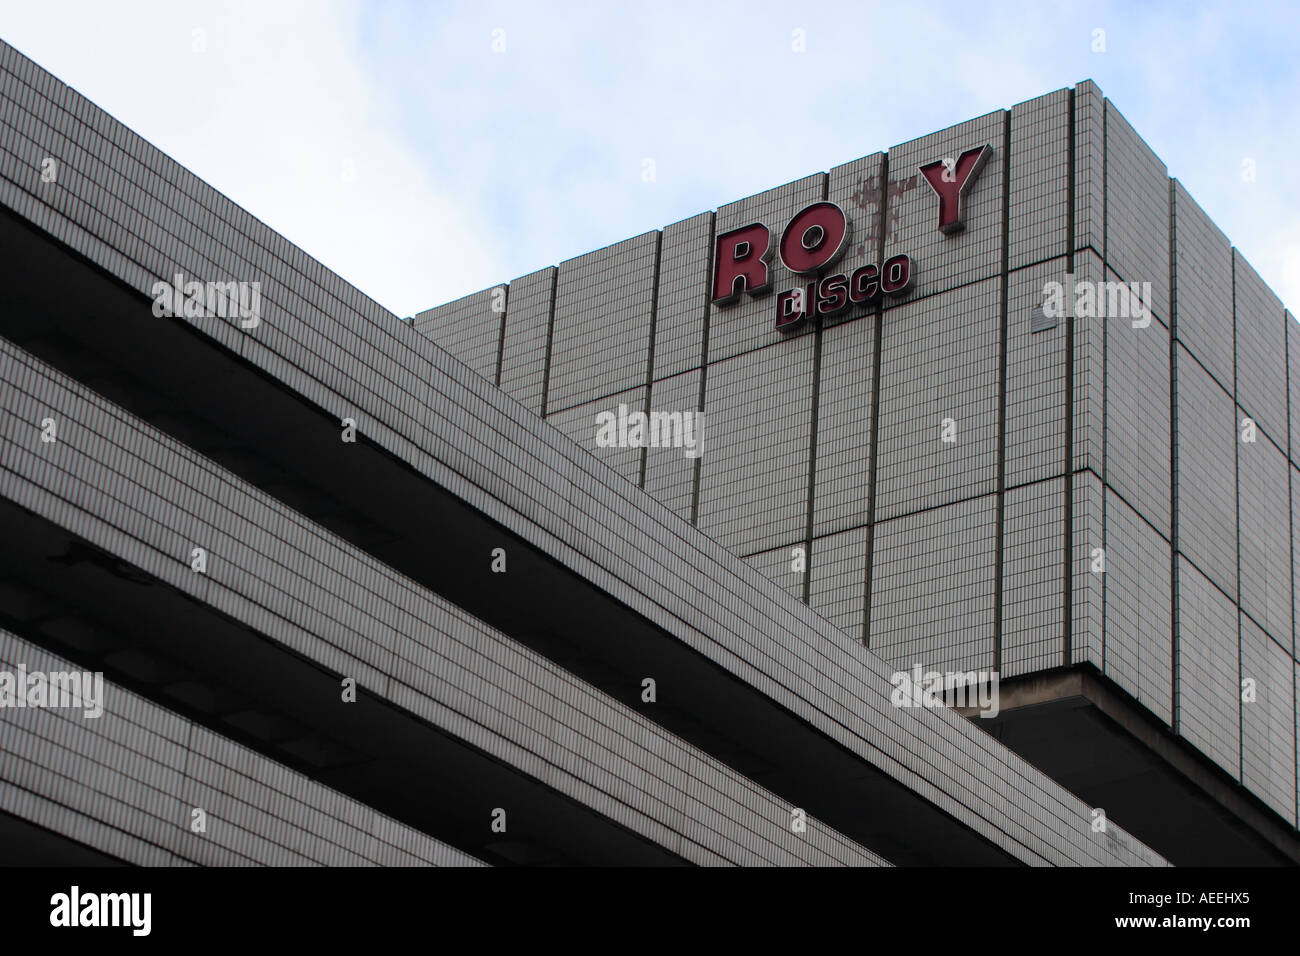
[
  {"x1": 0, "y1": 665, "x2": 104, "y2": 718},
  {"x1": 151, "y1": 272, "x2": 262, "y2": 328},
  {"x1": 1041, "y1": 275, "x2": 1152, "y2": 327},
  {"x1": 595, "y1": 403, "x2": 702, "y2": 459},
  {"x1": 890, "y1": 665, "x2": 1000, "y2": 718},
  {"x1": 50, "y1": 886, "x2": 150, "y2": 936}
]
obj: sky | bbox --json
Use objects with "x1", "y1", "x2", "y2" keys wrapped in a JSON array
[{"x1": 0, "y1": 0, "x2": 1296, "y2": 318}]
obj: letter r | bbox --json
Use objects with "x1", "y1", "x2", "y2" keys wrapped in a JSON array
[
  {"x1": 919, "y1": 145, "x2": 992, "y2": 234},
  {"x1": 711, "y1": 223, "x2": 772, "y2": 304}
]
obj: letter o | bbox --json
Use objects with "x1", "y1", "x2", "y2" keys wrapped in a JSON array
[
  {"x1": 779, "y1": 202, "x2": 851, "y2": 275},
  {"x1": 881, "y1": 254, "x2": 914, "y2": 296}
]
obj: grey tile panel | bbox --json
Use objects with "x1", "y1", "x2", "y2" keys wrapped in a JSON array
[
  {"x1": 548, "y1": 232, "x2": 657, "y2": 413},
  {"x1": 1175, "y1": 558, "x2": 1241, "y2": 778},
  {"x1": 0, "y1": 338, "x2": 882, "y2": 868},
  {"x1": 1103, "y1": 100, "x2": 1170, "y2": 324},
  {"x1": 413, "y1": 285, "x2": 504, "y2": 383},
  {"x1": 1236, "y1": 421, "x2": 1291, "y2": 646},
  {"x1": 1009, "y1": 89, "x2": 1071, "y2": 270},
  {"x1": 651, "y1": 213, "x2": 712, "y2": 381},
  {"x1": 1240, "y1": 615, "x2": 1298, "y2": 826},
  {"x1": 1171, "y1": 182, "x2": 1233, "y2": 392},
  {"x1": 1290, "y1": 312, "x2": 1300, "y2": 465},
  {"x1": 1072, "y1": 250, "x2": 1106, "y2": 475},
  {"x1": 870, "y1": 495, "x2": 997, "y2": 677},
  {"x1": 1002, "y1": 478, "x2": 1065, "y2": 678},
  {"x1": 498, "y1": 267, "x2": 555, "y2": 414},
  {"x1": 811, "y1": 309, "x2": 876, "y2": 537},
  {"x1": 1006, "y1": 259, "x2": 1068, "y2": 489},
  {"x1": 1294, "y1": 464, "x2": 1300, "y2": 660},
  {"x1": 0, "y1": 629, "x2": 485, "y2": 867},
  {"x1": 544, "y1": 385, "x2": 645, "y2": 487},
  {"x1": 876, "y1": 277, "x2": 1001, "y2": 521},
  {"x1": 1105, "y1": 266, "x2": 1171, "y2": 537},
  {"x1": 1234, "y1": 251, "x2": 1288, "y2": 450},
  {"x1": 642, "y1": 370, "x2": 702, "y2": 521},
  {"x1": 1175, "y1": 346, "x2": 1239, "y2": 597},
  {"x1": 0, "y1": 43, "x2": 1172, "y2": 863},
  {"x1": 809, "y1": 527, "x2": 868, "y2": 641},
  {"x1": 696, "y1": 337, "x2": 815, "y2": 555},
  {"x1": 1072, "y1": 470, "x2": 1105, "y2": 669},
  {"x1": 1103, "y1": 489, "x2": 1173, "y2": 726},
  {"x1": 741, "y1": 542, "x2": 807, "y2": 604},
  {"x1": 1073, "y1": 81, "x2": 1104, "y2": 259}
]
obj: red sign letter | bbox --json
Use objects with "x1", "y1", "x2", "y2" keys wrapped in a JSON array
[
  {"x1": 919, "y1": 145, "x2": 992, "y2": 234},
  {"x1": 712, "y1": 223, "x2": 772, "y2": 304},
  {"x1": 881, "y1": 254, "x2": 914, "y2": 296},
  {"x1": 779, "y1": 202, "x2": 851, "y2": 275}
]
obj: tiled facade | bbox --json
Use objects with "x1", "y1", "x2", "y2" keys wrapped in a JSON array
[
  {"x1": 419, "y1": 81, "x2": 1300, "y2": 834},
  {"x1": 0, "y1": 630, "x2": 483, "y2": 868},
  {"x1": 0, "y1": 40, "x2": 1178, "y2": 866}
]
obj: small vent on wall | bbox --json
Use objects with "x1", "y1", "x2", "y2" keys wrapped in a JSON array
[{"x1": 1030, "y1": 306, "x2": 1058, "y2": 333}]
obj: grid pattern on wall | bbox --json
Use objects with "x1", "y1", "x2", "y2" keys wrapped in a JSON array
[
  {"x1": 1005, "y1": 259, "x2": 1069, "y2": 489},
  {"x1": 0, "y1": 336, "x2": 882, "y2": 869},
  {"x1": 412, "y1": 285, "x2": 503, "y2": 384},
  {"x1": 0, "y1": 629, "x2": 485, "y2": 867},
  {"x1": 1002, "y1": 478, "x2": 1065, "y2": 678},
  {"x1": 547, "y1": 231, "x2": 658, "y2": 414},
  {"x1": 408, "y1": 80, "x2": 1300, "y2": 829},
  {"x1": 869, "y1": 494, "x2": 998, "y2": 676},
  {"x1": 0, "y1": 40, "x2": 1177, "y2": 865}
]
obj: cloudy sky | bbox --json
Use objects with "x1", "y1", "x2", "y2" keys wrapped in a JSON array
[{"x1": 1, "y1": 0, "x2": 1296, "y2": 317}]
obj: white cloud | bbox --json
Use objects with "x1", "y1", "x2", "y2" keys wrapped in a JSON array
[{"x1": 0, "y1": 0, "x2": 505, "y2": 316}]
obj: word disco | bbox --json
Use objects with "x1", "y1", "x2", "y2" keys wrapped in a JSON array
[
  {"x1": 773, "y1": 254, "x2": 913, "y2": 331},
  {"x1": 710, "y1": 200, "x2": 914, "y2": 333}
]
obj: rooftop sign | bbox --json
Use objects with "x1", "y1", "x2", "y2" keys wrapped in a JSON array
[{"x1": 709, "y1": 145, "x2": 992, "y2": 332}]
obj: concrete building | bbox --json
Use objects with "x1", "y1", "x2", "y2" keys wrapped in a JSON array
[
  {"x1": 0, "y1": 36, "x2": 1286, "y2": 864},
  {"x1": 416, "y1": 81, "x2": 1300, "y2": 864}
]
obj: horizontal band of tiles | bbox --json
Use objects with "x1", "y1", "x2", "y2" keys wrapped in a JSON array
[
  {"x1": 0, "y1": 629, "x2": 484, "y2": 867},
  {"x1": 0, "y1": 338, "x2": 883, "y2": 868}
]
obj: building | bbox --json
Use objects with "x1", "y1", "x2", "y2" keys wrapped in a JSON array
[
  {"x1": 0, "y1": 36, "x2": 1287, "y2": 865},
  {"x1": 414, "y1": 81, "x2": 1299, "y2": 864}
]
